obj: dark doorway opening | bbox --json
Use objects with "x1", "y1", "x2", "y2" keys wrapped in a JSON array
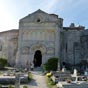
[{"x1": 33, "y1": 50, "x2": 42, "y2": 67}]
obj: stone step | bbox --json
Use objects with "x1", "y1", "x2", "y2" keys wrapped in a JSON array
[{"x1": 33, "y1": 67, "x2": 43, "y2": 71}]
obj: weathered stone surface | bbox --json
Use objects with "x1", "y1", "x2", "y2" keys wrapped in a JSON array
[
  {"x1": 0, "y1": 10, "x2": 88, "y2": 68},
  {"x1": 16, "y1": 9, "x2": 62, "y2": 67}
]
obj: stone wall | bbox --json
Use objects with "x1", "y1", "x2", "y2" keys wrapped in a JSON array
[
  {"x1": 80, "y1": 30, "x2": 88, "y2": 61},
  {"x1": 16, "y1": 10, "x2": 63, "y2": 67},
  {"x1": 62, "y1": 26, "x2": 84, "y2": 65},
  {"x1": 0, "y1": 10, "x2": 88, "y2": 68},
  {"x1": 0, "y1": 30, "x2": 18, "y2": 66}
]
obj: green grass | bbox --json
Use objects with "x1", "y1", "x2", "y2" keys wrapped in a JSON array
[{"x1": 45, "y1": 76, "x2": 57, "y2": 88}]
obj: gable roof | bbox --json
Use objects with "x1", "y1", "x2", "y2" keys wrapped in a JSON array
[{"x1": 19, "y1": 9, "x2": 60, "y2": 23}]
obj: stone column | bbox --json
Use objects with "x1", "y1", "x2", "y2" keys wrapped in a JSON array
[
  {"x1": 55, "y1": 27, "x2": 60, "y2": 57},
  {"x1": 55, "y1": 26, "x2": 61, "y2": 71}
]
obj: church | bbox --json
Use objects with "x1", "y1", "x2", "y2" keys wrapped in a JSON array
[{"x1": 0, "y1": 9, "x2": 88, "y2": 68}]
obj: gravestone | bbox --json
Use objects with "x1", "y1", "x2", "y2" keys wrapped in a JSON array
[
  {"x1": 73, "y1": 69, "x2": 78, "y2": 83},
  {"x1": 73, "y1": 69, "x2": 77, "y2": 76},
  {"x1": 52, "y1": 71, "x2": 71, "y2": 83},
  {"x1": 62, "y1": 67, "x2": 66, "y2": 72},
  {"x1": 15, "y1": 73, "x2": 20, "y2": 88},
  {"x1": 84, "y1": 68, "x2": 88, "y2": 76}
]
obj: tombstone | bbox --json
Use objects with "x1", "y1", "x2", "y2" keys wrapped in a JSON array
[
  {"x1": 56, "y1": 82, "x2": 63, "y2": 88},
  {"x1": 30, "y1": 62, "x2": 34, "y2": 71},
  {"x1": 58, "y1": 63, "x2": 60, "y2": 71},
  {"x1": 73, "y1": 69, "x2": 77, "y2": 76},
  {"x1": 84, "y1": 71, "x2": 87, "y2": 76},
  {"x1": 26, "y1": 60, "x2": 30, "y2": 71},
  {"x1": 62, "y1": 67, "x2": 66, "y2": 72},
  {"x1": 15, "y1": 73, "x2": 20, "y2": 88},
  {"x1": 84, "y1": 69, "x2": 88, "y2": 76},
  {"x1": 72, "y1": 69, "x2": 78, "y2": 83}
]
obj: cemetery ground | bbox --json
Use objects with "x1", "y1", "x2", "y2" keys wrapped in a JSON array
[
  {"x1": 0, "y1": 66, "x2": 48, "y2": 88},
  {"x1": 43, "y1": 57, "x2": 88, "y2": 88},
  {"x1": 0, "y1": 66, "x2": 88, "y2": 88},
  {"x1": 0, "y1": 57, "x2": 88, "y2": 88},
  {"x1": 0, "y1": 67, "x2": 33, "y2": 88}
]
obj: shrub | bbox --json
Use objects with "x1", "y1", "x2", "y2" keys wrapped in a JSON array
[
  {"x1": 23, "y1": 85, "x2": 28, "y2": 88},
  {"x1": 46, "y1": 76, "x2": 56, "y2": 88},
  {"x1": 44, "y1": 57, "x2": 58, "y2": 71},
  {"x1": 46, "y1": 72, "x2": 52, "y2": 77},
  {"x1": 28, "y1": 72, "x2": 32, "y2": 81},
  {"x1": 0, "y1": 58, "x2": 7, "y2": 68},
  {"x1": 8, "y1": 85, "x2": 14, "y2": 88}
]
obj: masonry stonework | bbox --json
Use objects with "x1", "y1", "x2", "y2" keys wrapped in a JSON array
[{"x1": 0, "y1": 10, "x2": 87, "y2": 68}]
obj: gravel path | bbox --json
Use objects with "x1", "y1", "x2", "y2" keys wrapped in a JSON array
[{"x1": 28, "y1": 71, "x2": 48, "y2": 88}]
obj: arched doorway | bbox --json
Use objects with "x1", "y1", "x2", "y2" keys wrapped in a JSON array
[{"x1": 33, "y1": 50, "x2": 42, "y2": 67}]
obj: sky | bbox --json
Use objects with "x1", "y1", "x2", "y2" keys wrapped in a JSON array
[{"x1": 0, "y1": 0, "x2": 88, "y2": 32}]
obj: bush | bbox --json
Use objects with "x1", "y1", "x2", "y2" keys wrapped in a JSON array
[
  {"x1": 28, "y1": 72, "x2": 32, "y2": 81},
  {"x1": 46, "y1": 72, "x2": 52, "y2": 77},
  {"x1": 8, "y1": 85, "x2": 14, "y2": 88},
  {"x1": 46, "y1": 76, "x2": 56, "y2": 88},
  {"x1": 43, "y1": 57, "x2": 58, "y2": 71},
  {"x1": 23, "y1": 85, "x2": 28, "y2": 88},
  {"x1": 0, "y1": 58, "x2": 7, "y2": 68}
]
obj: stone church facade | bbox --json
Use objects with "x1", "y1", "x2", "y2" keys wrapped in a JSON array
[{"x1": 0, "y1": 10, "x2": 88, "y2": 68}]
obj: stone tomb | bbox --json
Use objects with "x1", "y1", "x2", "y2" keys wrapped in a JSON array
[{"x1": 51, "y1": 71, "x2": 71, "y2": 83}]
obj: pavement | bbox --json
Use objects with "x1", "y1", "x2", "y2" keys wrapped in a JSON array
[{"x1": 20, "y1": 67, "x2": 48, "y2": 88}]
